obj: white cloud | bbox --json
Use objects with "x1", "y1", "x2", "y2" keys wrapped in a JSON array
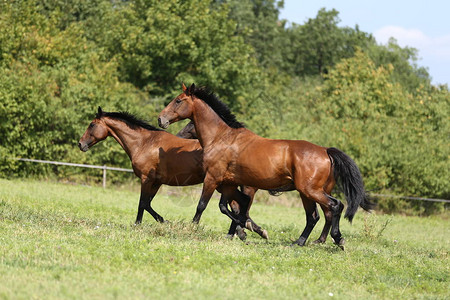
[
  {"x1": 374, "y1": 26, "x2": 450, "y2": 85},
  {"x1": 374, "y1": 26, "x2": 450, "y2": 61},
  {"x1": 374, "y1": 26, "x2": 428, "y2": 47}
]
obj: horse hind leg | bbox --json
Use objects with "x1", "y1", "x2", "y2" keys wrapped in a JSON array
[
  {"x1": 326, "y1": 193, "x2": 345, "y2": 250},
  {"x1": 313, "y1": 204, "x2": 331, "y2": 244},
  {"x1": 294, "y1": 183, "x2": 344, "y2": 249},
  {"x1": 293, "y1": 196, "x2": 320, "y2": 246},
  {"x1": 307, "y1": 192, "x2": 344, "y2": 249}
]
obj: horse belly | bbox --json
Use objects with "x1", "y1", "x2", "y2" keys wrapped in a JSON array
[
  {"x1": 158, "y1": 163, "x2": 204, "y2": 186},
  {"x1": 239, "y1": 176, "x2": 292, "y2": 190},
  {"x1": 231, "y1": 143, "x2": 293, "y2": 189},
  {"x1": 164, "y1": 173, "x2": 204, "y2": 186},
  {"x1": 233, "y1": 161, "x2": 293, "y2": 190}
]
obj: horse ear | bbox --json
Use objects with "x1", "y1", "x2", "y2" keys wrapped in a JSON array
[
  {"x1": 96, "y1": 106, "x2": 103, "y2": 118},
  {"x1": 182, "y1": 83, "x2": 187, "y2": 92},
  {"x1": 188, "y1": 83, "x2": 196, "y2": 95}
]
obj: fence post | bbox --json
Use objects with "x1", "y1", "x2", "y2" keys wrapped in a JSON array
[{"x1": 102, "y1": 165, "x2": 107, "y2": 188}]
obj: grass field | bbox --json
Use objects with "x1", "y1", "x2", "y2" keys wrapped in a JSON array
[{"x1": 0, "y1": 178, "x2": 448, "y2": 299}]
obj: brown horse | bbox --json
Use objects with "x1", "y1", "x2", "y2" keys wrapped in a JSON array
[
  {"x1": 176, "y1": 121, "x2": 197, "y2": 139},
  {"x1": 158, "y1": 84, "x2": 374, "y2": 249},
  {"x1": 78, "y1": 107, "x2": 266, "y2": 239}
]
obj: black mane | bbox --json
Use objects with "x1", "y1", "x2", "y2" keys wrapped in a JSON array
[
  {"x1": 191, "y1": 87, "x2": 245, "y2": 129},
  {"x1": 98, "y1": 111, "x2": 162, "y2": 131}
]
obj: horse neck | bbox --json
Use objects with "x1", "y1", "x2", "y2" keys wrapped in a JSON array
[
  {"x1": 191, "y1": 99, "x2": 230, "y2": 148},
  {"x1": 103, "y1": 117, "x2": 150, "y2": 160}
]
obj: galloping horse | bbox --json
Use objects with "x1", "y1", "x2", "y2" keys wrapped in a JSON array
[
  {"x1": 78, "y1": 107, "x2": 267, "y2": 239},
  {"x1": 158, "y1": 84, "x2": 374, "y2": 248}
]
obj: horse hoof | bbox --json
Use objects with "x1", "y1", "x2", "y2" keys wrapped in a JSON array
[
  {"x1": 292, "y1": 237, "x2": 306, "y2": 247},
  {"x1": 245, "y1": 220, "x2": 254, "y2": 232},
  {"x1": 312, "y1": 239, "x2": 325, "y2": 244},
  {"x1": 236, "y1": 226, "x2": 247, "y2": 241},
  {"x1": 226, "y1": 234, "x2": 235, "y2": 240},
  {"x1": 332, "y1": 237, "x2": 345, "y2": 250},
  {"x1": 262, "y1": 229, "x2": 269, "y2": 240},
  {"x1": 337, "y1": 238, "x2": 345, "y2": 251}
]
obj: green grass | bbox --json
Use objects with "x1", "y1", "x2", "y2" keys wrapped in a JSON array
[{"x1": 0, "y1": 178, "x2": 448, "y2": 299}]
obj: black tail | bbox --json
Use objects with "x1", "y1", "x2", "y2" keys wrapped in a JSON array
[{"x1": 327, "y1": 147, "x2": 374, "y2": 222}]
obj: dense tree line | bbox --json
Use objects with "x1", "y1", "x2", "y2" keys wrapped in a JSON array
[{"x1": 0, "y1": 0, "x2": 448, "y2": 213}]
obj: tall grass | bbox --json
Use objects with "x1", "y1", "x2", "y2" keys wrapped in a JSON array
[{"x1": 0, "y1": 178, "x2": 448, "y2": 299}]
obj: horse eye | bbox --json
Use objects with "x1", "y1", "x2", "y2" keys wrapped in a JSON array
[
  {"x1": 175, "y1": 99, "x2": 181, "y2": 104},
  {"x1": 89, "y1": 123, "x2": 95, "y2": 128}
]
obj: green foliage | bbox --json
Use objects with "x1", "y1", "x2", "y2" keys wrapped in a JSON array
[
  {"x1": 283, "y1": 9, "x2": 374, "y2": 76},
  {"x1": 368, "y1": 38, "x2": 432, "y2": 93},
  {"x1": 0, "y1": 0, "x2": 152, "y2": 180},
  {"x1": 79, "y1": 0, "x2": 262, "y2": 107},
  {"x1": 216, "y1": 0, "x2": 287, "y2": 70},
  {"x1": 289, "y1": 50, "x2": 449, "y2": 204}
]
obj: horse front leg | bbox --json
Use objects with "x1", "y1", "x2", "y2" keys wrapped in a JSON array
[
  {"x1": 218, "y1": 188, "x2": 248, "y2": 228},
  {"x1": 232, "y1": 187, "x2": 268, "y2": 240},
  {"x1": 135, "y1": 182, "x2": 163, "y2": 224},
  {"x1": 227, "y1": 198, "x2": 249, "y2": 240},
  {"x1": 192, "y1": 174, "x2": 217, "y2": 224},
  {"x1": 226, "y1": 200, "x2": 240, "y2": 239}
]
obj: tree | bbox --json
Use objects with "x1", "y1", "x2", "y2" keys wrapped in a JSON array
[
  {"x1": 214, "y1": 0, "x2": 288, "y2": 70},
  {"x1": 368, "y1": 38, "x2": 432, "y2": 93},
  {"x1": 0, "y1": 1, "x2": 149, "y2": 180},
  {"x1": 308, "y1": 50, "x2": 449, "y2": 204},
  {"x1": 80, "y1": 0, "x2": 262, "y2": 109},
  {"x1": 284, "y1": 8, "x2": 374, "y2": 76}
]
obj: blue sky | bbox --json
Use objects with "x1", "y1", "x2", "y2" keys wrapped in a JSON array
[{"x1": 279, "y1": 0, "x2": 450, "y2": 86}]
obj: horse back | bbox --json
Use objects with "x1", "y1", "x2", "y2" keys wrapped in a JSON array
[{"x1": 229, "y1": 133, "x2": 332, "y2": 190}]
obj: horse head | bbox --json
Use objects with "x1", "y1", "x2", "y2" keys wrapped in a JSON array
[
  {"x1": 78, "y1": 106, "x2": 109, "y2": 152},
  {"x1": 158, "y1": 83, "x2": 196, "y2": 129}
]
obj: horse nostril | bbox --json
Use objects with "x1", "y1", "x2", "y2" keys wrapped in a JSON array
[{"x1": 157, "y1": 117, "x2": 162, "y2": 126}]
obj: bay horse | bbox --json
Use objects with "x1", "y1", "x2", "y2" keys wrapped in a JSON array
[
  {"x1": 176, "y1": 121, "x2": 197, "y2": 139},
  {"x1": 78, "y1": 107, "x2": 267, "y2": 239},
  {"x1": 158, "y1": 84, "x2": 374, "y2": 249}
]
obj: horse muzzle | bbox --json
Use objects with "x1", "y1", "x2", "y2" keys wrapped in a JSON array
[
  {"x1": 158, "y1": 116, "x2": 170, "y2": 129},
  {"x1": 78, "y1": 142, "x2": 89, "y2": 152}
]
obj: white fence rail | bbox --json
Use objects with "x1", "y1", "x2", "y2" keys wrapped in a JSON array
[
  {"x1": 13, "y1": 158, "x2": 133, "y2": 188},
  {"x1": 10, "y1": 158, "x2": 450, "y2": 203},
  {"x1": 369, "y1": 193, "x2": 450, "y2": 203}
]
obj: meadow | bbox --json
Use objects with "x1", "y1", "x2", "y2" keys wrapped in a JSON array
[{"x1": 0, "y1": 178, "x2": 448, "y2": 299}]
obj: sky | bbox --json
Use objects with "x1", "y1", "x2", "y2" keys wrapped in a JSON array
[{"x1": 279, "y1": 0, "x2": 450, "y2": 86}]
